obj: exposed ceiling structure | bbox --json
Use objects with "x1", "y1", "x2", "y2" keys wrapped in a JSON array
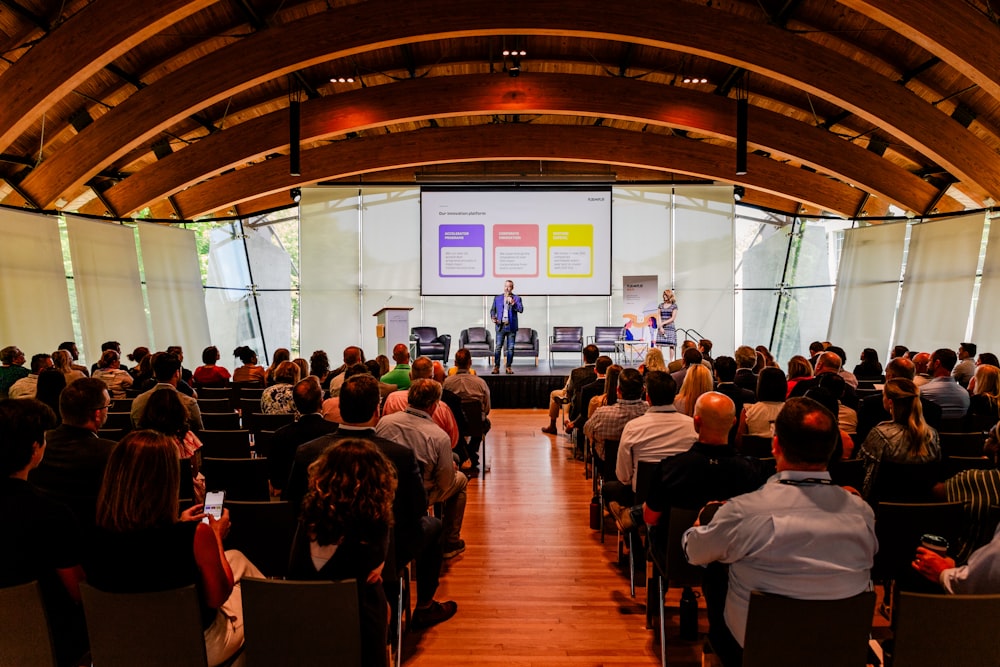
[{"x1": 0, "y1": 0, "x2": 997, "y2": 220}]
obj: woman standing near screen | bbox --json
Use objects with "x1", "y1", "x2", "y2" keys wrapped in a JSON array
[{"x1": 658, "y1": 289, "x2": 678, "y2": 361}]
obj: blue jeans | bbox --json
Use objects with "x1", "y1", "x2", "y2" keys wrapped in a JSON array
[{"x1": 495, "y1": 324, "x2": 515, "y2": 367}]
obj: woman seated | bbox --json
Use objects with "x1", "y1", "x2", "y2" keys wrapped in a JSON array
[
  {"x1": 853, "y1": 347, "x2": 884, "y2": 382},
  {"x1": 859, "y1": 378, "x2": 941, "y2": 501},
  {"x1": 261, "y1": 361, "x2": 301, "y2": 414},
  {"x1": 287, "y1": 438, "x2": 397, "y2": 667},
  {"x1": 738, "y1": 367, "x2": 787, "y2": 439},
  {"x1": 232, "y1": 346, "x2": 266, "y2": 386},
  {"x1": 310, "y1": 350, "x2": 333, "y2": 390},
  {"x1": 638, "y1": 347, "x2": 666, "y2": 376},
  {"x1": 192, "y1": 346, "x2": 231, "y2": 388},
  {"x1": 264, "y1": 348, "x2": 291, "y2": 387},
  {"x1": 967, "y1": 364, "x2": 1000, "y2": 426},
  {"x1": 786, "y1": 355, "x2": 813, "y2": 398},
  {"x1": 92, "y1": 349, "x2": 134, "y2": 399},
  {"x1": 674, "y1": 364, "x2": 712, "y2": 417},
  {"x1": 52, "y1": 349, "x2": 86, "y2": 386},
  {"x1": 85, "y1": 430, "x2": 262, "y2": 666},
  {"x1": 138, "y1": 388, "x2": 205, "y2": 502},
  {"x1": 588, "y1": 365, "x2": 622, "y2": 418}
]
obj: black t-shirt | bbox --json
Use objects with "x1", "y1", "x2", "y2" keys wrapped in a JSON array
[{"x1": 645, "y1": 442, "x2": 767, "y2": 514}]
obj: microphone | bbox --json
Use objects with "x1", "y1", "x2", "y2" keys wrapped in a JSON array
[{"x1": 383, "y1": 294, "x2": 393, "y2": 307}]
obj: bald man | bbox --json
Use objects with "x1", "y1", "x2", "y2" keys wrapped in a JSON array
[{"x1": 380, "y1": 343, "x2": 413, "y2": 390}]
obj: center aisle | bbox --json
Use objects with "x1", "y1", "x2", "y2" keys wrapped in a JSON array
[{"x1": 403, "y1": 408, "x2": 704, "y2": 666}]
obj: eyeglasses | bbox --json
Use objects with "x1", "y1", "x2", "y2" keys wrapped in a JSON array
[{"x1": 99, "y1": 401, "x2": 114, "y2": 410}]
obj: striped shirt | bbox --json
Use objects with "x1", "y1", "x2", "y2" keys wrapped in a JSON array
[{"x1": 945, "y1": 469, "x2": 1000, "y2": 560}]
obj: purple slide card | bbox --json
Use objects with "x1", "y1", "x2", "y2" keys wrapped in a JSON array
[{"x1": 439, "y1": 224, "x2": 485, "y2": 278}]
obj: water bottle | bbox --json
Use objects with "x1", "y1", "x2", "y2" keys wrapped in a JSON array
[{"x1": 679, "y1": 586, "x2": 698, "y2": 640}]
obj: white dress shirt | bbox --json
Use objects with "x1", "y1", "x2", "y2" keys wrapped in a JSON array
[{"x1": 615, "y1": 404, "x2": 697, "y2": 489}]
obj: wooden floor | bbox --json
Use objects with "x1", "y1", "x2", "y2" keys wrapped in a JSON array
[{"x1": 403, "y1": 409, "x2": 706, "y2": 666}]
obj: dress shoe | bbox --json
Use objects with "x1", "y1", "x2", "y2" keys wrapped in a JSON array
[
  {"x1": 541, "y1": 425, "x2": 558, "y2": 435},
  {"x1": 608, "y1": 501, "x2": 634, "y2": 530},
  {"x1": 491, "y1": 366, "x2": 500, "y2": 374},
  {"x1": 505, "y1": 367, "x2": 514, "y2": 374}
]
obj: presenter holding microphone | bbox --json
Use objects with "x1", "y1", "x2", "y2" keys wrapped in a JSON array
[{"x1": 490, "y1": 279, "x2": 524, "y2": 375}]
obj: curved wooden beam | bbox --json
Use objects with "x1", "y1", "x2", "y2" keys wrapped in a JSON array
[
  {"x1": 170, "y1": 124, "x2": 866, "y2": 218},
  {"x1": 19, "y1": 0, "x2": 1000, "y2": 211},
  {"x1": 0, "y1": 0, "x2": 213, "y2": 153},
  {"x1": 105, "y1": 73, "x2": 940, "y2": 216},
  {"x1": 838, "y1": 0, "x2": 1000, "y2": 103}
]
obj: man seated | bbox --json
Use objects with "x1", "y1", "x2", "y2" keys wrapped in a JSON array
[
  {"x1": 130, "y1": 352, "x2": 203, "y2": 431},
  {"x1": 443, "y1": 348, "x2": 492, "y2": 471},
  {"x1": 953, "y1": 342, "x2": 977, "y2": 389},
  {"x1": 9, "y1": 353, "x2": 54, "y2": 399},
  {"x1": 329, "y1": 345, "x2": 365, "y2": 397},
  {"x1": 856, "y1": 357, "x2": 941, "y2": 440},
  {"x1": 602, "y1": 371, "x2": 697, "y2": 507},
  {"x1": 382, "y1": 356, "x2": 460, "y2": 448},
  {"x1": 921, "y1": 347, "x2": 971, "y2": 419},
  {"x1": 914, "y1": 520, "x2": 1000, "y2": 594},
  {"x1": 683, "y1": 397, "x2": 877, "y2": 667},
  {"x1": 788, "y1": 350, "x2": 859, "y2": 409},
  {"x1": 542, "y1": 344, "x2": 600, "y2": 435},
  {"x1": 376, "y1": 379, "x2": 469, "y2": 560},
  {"x1": 1, "y1": 398, "x2": 87, "y2": 666},
  {"x1": 267, "y1": 377, "x2": 338, "y2": 496},
  {"x1": 583, "y1": 368, "x2": 647, "y2": 468},
  {"x1": 0, "y1": 345, "x2": 28, "y2": 399},
  {"x1": 380, "y1": 343, "x2": 412, "y2": 391}
]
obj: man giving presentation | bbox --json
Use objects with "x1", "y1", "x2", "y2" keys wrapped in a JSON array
[{"x1": 490, "y1": 280, "x2": 524, "y2": 375}]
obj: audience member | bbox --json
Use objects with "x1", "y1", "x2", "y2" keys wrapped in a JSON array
[
  {"x1": 738, "y1": 367, "x2": 786, "y2": 439},
  {"x1": 912, "y1": 351, "x2": 932, "y2": 387},
  {"x1": 667, "y1": 341, "x2": 697, "y2": 374},
  {"x1": 921, "y1": 348, "x2": 971, "y2": 419},
  {"x1": 382, "y1": 357, "x2": 460, "y2": 448},
  {"x1": 670, "y1": 346, "x2": 705, "y2": 389},
  {"x1": 542, "y1": 344, "x2": 599, "y2": 435},
  {"x1": 785, "y1": 355, "x2": 812, "y2": 397},
  {"x1": 376, "y1": 378, "x2": 468, "y2": 559},
  {"x1": 138, "y1": 388, "x2": 205, "y2": 502},
  {"x1": 57, "y1": 341, "x2": 89, "y2": 377},
  {"x1": 165, "y1": 345, "x2": 193, "y2": 385},
  {"x1": 856, "y1": 356, "x2": 942, "y2": 440},
  {"x1": 853, "y1": 347, "x2": 884, "y2": 381},
  {"x1": 85, "y1": 430, "x2": 262, "y2": 666},
  {"x1": 285, "y1": 374, "x2": 457, "y2": 631},
  {"x1": 9, "y1": 352, "x2": 53, "y2": 398},
  {"x1": 937, "y1": 466, "x2": 1000, "y2": 561},
  {"x1": 858, "y1": 378, "x2": 941, "y2": 500},
  {"x1": 443, "y1": 348, "x2": 492, "y2": 471},
  {"x1": 309, "y1": 349, "x2": 333, "y2": 390},
  {"x1": 733, "y1": 346, "x2": 758, "y2": 393},
  {"x1": 89, "y1": 341, "x2": 123, "y2": 374},
  {"x1": 953, "y1": 342, "x2": 977, "y2": 388},
  {"x1": 329, "y1": 346, "x2": 365, "y2": 396},
  {"x1": 365, "y1": 359, "x2": 397, "y2": 399},
  {"x1": 192, "y1": 346, "x2": 231, "y2": 388},
  {"x1": 638, "y1": 347, "x2": 667, "y2": 376},
  {"x1": 967, "y1": 364, "x2": 1000, "y2": 424},
  {"x1": 267, "y1": 377, "x2": 338, "y2": 495},
  {"x1": 321, "y1": 363, "x2": 370, "y2": 423},
  {"x1": 131, "y1": 352, "x2": 203, "y2": 431},
  {"x1": 914, "y1": 520, "x2": 1000, "y2": 594},
  {"x1": 264, "y1": 348, "x2": 291, "y2": 386},
  {"x1": 674, "y1": 364, "x2": 712, "y2": 417},
  {"x1": 129, "y1": 347, "x2": 153, "y2": 385},
  {"x1": 91, "y1": 349, "x2": 134, "y2": 398},
  {"x1": 126, "y1": 346, "x2": 149, "y2": 373},
  {"x1": 380, "y1": 343, "x2": 412, "y2": 391},
  {"x1": 232, "y1": 346, "x2": 266, "y2": 386},
  {"x1": 261, "y1": 360, "x2": 300, "y2": 415},
  {"x1": 584, "y1": 368, "x2": 648, "y2": 468},
  {"x1": 0, "y1": 345, "x2": 28, "y2": 398},
  {"x1": 788, "y1": 351, "x2": 858, "y2": 409},
  {"x1": 287, "y1": 439, "x2": 395, "y2": 667},
  {"x1": 604, "y1": 371, "x2": 697, "y2": 506},
  {"x1": 567, "y1": 355, "x2": 613, "y2": 435},
  {"x1": 807, "y1": 340, "x2": 825, "y2": 368},
  {"x1": 684, "y1": 397, "x2": 877, "y2": 666},
  {"x1": 0, "y1": 398, "x2": 87, "y2": 666},
  {"x1": 28, "y1": 377, "x2": 117, "y2": 531},
  {"x1": 891, "y1": 344, "x2": 909, "y2": 360},
  {"x1": 818, "y1": 372, "x2": 857, "y2": 434},
  {"x1": 587, "y1": 364, "x2": 622, "y2": 418},
  {"x1": 826, "y1": 345, "x2": 859, "y2": 388}
]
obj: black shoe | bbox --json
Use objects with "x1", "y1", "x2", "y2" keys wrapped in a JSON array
[
  {"x1": 491, "y1": 366, "x2": 500, "y2": 374},
  {"x1": 411, "y1": 600, "x2": 458, "y2": 629},
  {"x1": 443, "y1": 540, "x2": 466, "y2": 558},
  {"x1": 463, "y1": 466, "x2": 480, "y2": 478}
]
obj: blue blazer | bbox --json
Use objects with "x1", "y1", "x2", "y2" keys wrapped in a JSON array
[{"x1": 490, "y1": 293, "x2": 524, "y2": 332}]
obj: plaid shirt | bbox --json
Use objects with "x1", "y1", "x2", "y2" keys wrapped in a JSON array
[{"x1": 584, "y1": 397, "x2": 648, "y2": 459}]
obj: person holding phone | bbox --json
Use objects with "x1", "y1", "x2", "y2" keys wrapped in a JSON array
[
  {"x1": 84, "y1": 430, "x2": 263, "y2": 667},
  {"x1": 489, "y1": 279, "x2": 524, "y2": 375}
]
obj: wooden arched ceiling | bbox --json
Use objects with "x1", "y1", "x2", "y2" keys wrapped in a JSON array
[{"x1": 0, "y1": 0, "x2": 996, "y2": 220}]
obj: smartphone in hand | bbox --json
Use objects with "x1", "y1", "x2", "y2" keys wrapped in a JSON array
[{"x1": 202, "y1": 490, "x2": 225, "y2": 524}]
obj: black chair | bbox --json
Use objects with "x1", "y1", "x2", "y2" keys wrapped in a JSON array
[
  {"x1": 179, "y1": 457, "x2": 194, "y2": 502},
  {"x1": 234, "y1": 386, "x2": 265, "y2": 401},
  {"x1": 200, "y1": 412, "x2": 241, "y2": 431},
  {"x1": 80, "y1": 583, "x2": 210, "y2": 666},
  {"x1": 194, "y1": 386, "x2": 231, "y2": 401},
  {"x1": 939, "y1": 432, "x2": 987, "y2": 458},
  {"x1": 103, "y1": 411, "x2": 133, "y2": 432},
  {"x1": 548, "y1": 326, "x2": 584, "y2": 365},
  {"x1": 201, "y1": 457, "x2": 270, "y2": 501},
  {"x1": 241, "y1": 578, "x2": 362, "y2": 667},
  {"x1": 224, "y1": 501, "x2": 297, "y2": 578},
  {"x1": 97, "y1": 428, "x2": 126, "y2": 441},
  {"x1": 384, "y1": 528, "x2": 411, "y2": 667},
  {"x1": 589, "y1": 326, "x2": 621, "y2": 360},
  {"x1": 596, "y1": 439, "x2": 621, "y2": 544},
  {"x1": 196, "y1": 398, "x2": 231, "y2": 413},
  {"x1": 648, "y1": 507, "x2": 702, "y2": 667},
  {"x1": 459, "y1": 327, "x2": 494, "y2": 365},
  {"x1": 512, "y1": 328, "x2": 539, "y2": 366},
  {"x1": 622, "y1": 460, "x2": 658, "y2": 597},
  {"x1": 742, "y1": 590, "x2": 876, "y2": 667},
  {"x1": 245, "y1": 412, "x2": 295, "y2": 435},
  {"x1": 111, "y1": 397, "x2": 133, "y2": 413},
  {"x1": 460, "y1": 398, "x2": 488, "y2": 475},
  {"x1": 0, "y1": 580, "x2": 58, "y2": 667},
  {"x1": 869, "y1": 459, "x2": 942, "y2": 506},
  {"x1": 253, "y1": 429, "x2": 277, "y2": 459},
  {"x1": 410, "y1": 326, "x2": 451, "y2": 362},
  {"x1": 238, "y1": 398, "x2": 262, "y2": 417},
  {"x1": 198, "y1": 430, "x2": 252, "y2": 459},
  {"x1": 829, "y1": 458, "x2": 865, "y2": 491},
  {"x1": 943, "y1": 455, "x2": 995, "y2": 479},
  {"x1": 891, "y1": 592, "x2": 1000, "y2": 666},
  {"x1": 738, "y1": 434, "x2": 773, "y2": 458}
]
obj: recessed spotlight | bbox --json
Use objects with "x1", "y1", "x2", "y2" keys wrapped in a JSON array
[
  {"x1": 502, "y1": 49, "x2": 510, "y2": 56},
  {"x1": 331, "y1": 76, "x2": 355, "y2": 83}
]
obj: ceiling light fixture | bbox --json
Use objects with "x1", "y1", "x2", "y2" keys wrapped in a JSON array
[
  {"x1": 733, "y1": 185, "x2": 745, "y2": 201},
  {"x1": 291, "y1": 187, "x2": 301, "y2": 203},
  {"x1": 682, "y1": 76, "x2": 709, "y2": 84},
  {"x1": 331, "y1": 76, "x2": 355, "y2": 83}
]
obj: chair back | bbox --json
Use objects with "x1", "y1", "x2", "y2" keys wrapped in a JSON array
[
  {"x1": 829, "y1": 458, "x2": 865, "y2": 491},
  {"x1": 411, "y1": 326, "x2": 439, "y2": 343},
  {"x1": 112, "y1": 397, "x2": 134, "y2": 413},
  {"x1": 198, "y1": 430, "x2": 252, "y2": 459},
  {"x1": 634, "y1": 460, "x2": 659, "y2": 507},
  {"x1": 514, "y1": 328, "x2": 534, "y2": 344},
  {"x1": 80, "y1": 583, "x2": 208, "y2": 667},
  {"x1": 739, "y1": 434, "x2": 773, "y2": 459},
  {"x1": 592, "y1": 326, "x2": 621, "y2": 353},
  {"x1": 241, "y1": 577, "x2": 362, "y2": 667},
  {"x1": 98, "y1": 428, "x2": 126, "y2": 441},
  {"x1": 869, "y1": 459, "x2": 941, "y2": 505},
  {"x1": 892, "y1": 592, "x2": 1000, "y2": 667},
  {"x1": 200, "y1": 411, "x2": 241, "y2": 431},
  {"x1": 873, "y1": 501, "x2": 966, "y2": 582},
  {"x1": 0, "y1": 580, "x2": 58, "y2": 667},
  {"x1": 224, "y1": 501, "x2": 297, "y2": 578},
  {"x1": 601, "y1": 439, "x2": 621, "y2": 483},
  {"x1": 742, "y1": 590, "x2": 875, "y2": 667},
  {"x1": 201, "y1": 457, "x2": 270, "y2": 501},
  {"x1": 178, "y1": 457, "x2": 194, "y2": 501},
  {"x1": 463, "y1": 327, "x2": 490, "y2": 345},
  {"x1": 460, "y1": 399, "x2": 485, "y2": 440},
  {"x1": 245, "y1": 412, "x2": 295, "y2": 435},
  {"x1": 549, "y1": 327, "x2": 584, "y2": 355},
  {"x1": 939, "y1": 432, "x2": 987, "y2": 458},
  {"x1": 196, "y1": 398, "x2": 230, "y2": 413},
  {"x1": 943, "y1": 455, "x2": 995, "y2": 479},
  {"x1": 194, "y1": 386, "x2": 231, "y2": 401},
  {"x1": 103, "y1": 411, "x2": 133, "y2": 432},
  {"x1": 662, "y1": 507, "x2": 702, "y2": 589},
  {"x1": 254, "y1": 429, "x2": 277, "y2": 459},
  {"x1": 238, "y1": 398, "x2": 263, "y2": 416}
]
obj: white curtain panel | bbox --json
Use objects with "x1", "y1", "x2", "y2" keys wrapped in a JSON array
[
  {"x1": 611, "y1": 187, "x2": 672, "y2": 328},
  {"x1": 65, "y1": 215, "x2": 149, "y2": 365},
  {"x1": 971, "y1": 215, "x2": 1000, "y2": 351},
  {"x1": 673, "y1": 185, "x2": 736, "y2": 356},
  {"x1": 0, "y1": 210, "x2": 74, "y2": 357},
  {"x1": 827, "y1": 223, "x2": 907, "y2": 360},
  {"x1": 136, "y1": 222, "x2": 211, "y2": 358},
  {"x1": 895, "y1": 213, "x2": 985, "y2": 353},
  {"x1": 300, "y1": 187, "x2": 362, "y2": 358}
]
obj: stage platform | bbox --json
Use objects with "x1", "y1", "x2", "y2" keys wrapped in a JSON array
[{"x1": 474, "y1": 363, "x2": 573, "y2": 409}]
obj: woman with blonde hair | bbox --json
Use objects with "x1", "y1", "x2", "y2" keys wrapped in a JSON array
[
  {"x1": 85, "y1": 430, "x2": 262, "y2": 666},
  {"x1": 288, "y1": 439, "x2": 397, "y2": 667},
  {"x1": 859, "y1": 378, "x2": 941, "y2": 499},
  {"x1": 968, "y1": 364, "x2": 1000, "y2": 424},
  {"x1": 674, "y1": 364, "x2": 713, "y2": 417},
  {"x1": 657, "y1": 290, "x2": 678, "y2": 361},
  {"x1": 92, "y1": 349, "x2": 133, "y2": 399},
  {"x1": 52, "y1": 349, "x2": 85, "y2": 385},
  {"x1": 786, "y1": 355, "x2": 813, "y2": 397},
  {"x1": 639, "y1": 347, "x2": 667, "y2": 376}
]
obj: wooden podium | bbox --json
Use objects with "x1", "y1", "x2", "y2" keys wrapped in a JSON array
[{"x1": 373, "y1": 306, "x2": 413, "y2": 357}]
